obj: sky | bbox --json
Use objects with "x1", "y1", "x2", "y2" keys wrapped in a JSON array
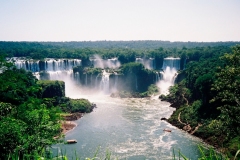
[{"x1": 0, "y1": 0, "x2": 240, "y2": 42}]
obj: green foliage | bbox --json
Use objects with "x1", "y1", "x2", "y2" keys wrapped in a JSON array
[
  {"x1": 58, "y1": 98, "x2": 93, "y2": 113},
  {"x1": 210, "y1": 45, "x2": 240, "y2": 148},
  {"x1": 119, "y1": 62, "x2": 156, "y2": 92},
  {"x1": 68, "y1": 99, "x2": 93, "y2": 113},
  {"x1": 146, "y1": 84, "x2": 159, "y2": 95},
  {"x1": 37, "y1": 80, "x2": 65, "y2": 98},
  {"x1": 226, "y1": 136, "x2": 240, "y2": 158},
  {"x1": 160, "y1": 80, "x2": 190, "y2": 107}
]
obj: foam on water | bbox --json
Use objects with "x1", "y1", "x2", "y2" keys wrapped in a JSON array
[{"x1": 56, "y1": 90, "x2": 202, "y2": 159}]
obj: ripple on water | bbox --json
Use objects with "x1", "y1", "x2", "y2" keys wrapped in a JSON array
[{"x1": 54, "y1": 95, "x2": 202, "y2": 160}]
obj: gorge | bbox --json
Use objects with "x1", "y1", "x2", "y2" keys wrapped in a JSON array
[{"x1": 11, "y1": 56, "x2": 205, "y2": 159}]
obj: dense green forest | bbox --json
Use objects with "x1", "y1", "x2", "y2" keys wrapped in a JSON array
[
  {"x1": 0, "y1": 56, "x2": 94, "y2": 159},
  {"x1": 161, "y1": 45, "x2": 240, "y2": 158}
]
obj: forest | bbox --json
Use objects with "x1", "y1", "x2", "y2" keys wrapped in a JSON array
[{"x1": 0, "y1": 41, "x2": 239, "y2": 159}]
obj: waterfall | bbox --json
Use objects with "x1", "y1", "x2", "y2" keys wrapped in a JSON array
[
  {"x1": 162, "y1": 57, "x2": 180, "y2": 71},
  {"x1": 91, "y1": 74, "x2": 93, "y2": 87},
  {"x1": 12, "y1": 56, "x2": 182, "y2": 95},
  {"x1": 74, "y1": 72, "x2": 80, "y2": 84},
  {"x1": 114, "y1": 74, "x2": 118, "y2": 91},
  {"x1": 95, "y1": 75, "x2": 99, "y2": 89},
  {"x1": 100, "y1": 70, "x2": 110, "y2": 94},
  {"x1": 12, "y1": 58, "x2": 82, "y2": 96},
  {"x1": 47, "y1": 70, "x2": 73, "y2": 80},
  {"x1": 157, "y1": 57, "x2": 180, "y2": 95},
  {"x1": 156, "y1": 72, "x2": 162, "y2": 83},
  {"x1": 13, "y1": 57, "x2": 81, "y2": 72}
]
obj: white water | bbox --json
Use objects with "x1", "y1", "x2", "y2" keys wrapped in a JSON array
[
  {"x1": 90, "y1": 55, "x2": 121, "y2": 69},
  {"x1": 52, "y1": 88, "x2": 203, "y2": 160},
  {"x1": 157, "y1": 58, "x2": 180, "y2": 95},
  {"x1": 13, "y1": 57, "x2": 81, "y2": 72},
  {"x1": 100, "y1": 70, "x2": 110, "y2": 94}
]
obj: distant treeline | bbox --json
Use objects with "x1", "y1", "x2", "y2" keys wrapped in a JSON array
[{"x1": 1, "y1": 40, "x2": 239, "y2": 49}]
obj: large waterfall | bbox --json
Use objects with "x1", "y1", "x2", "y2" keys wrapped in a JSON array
[
  {"x1": 12, "y1": 57, "x2": 181, "y2": 94},
  {"x1": 12, "y1": 57, "x2": 121, "y2": 94},
  {"x1": 157, "y1": 57, "x2": 180, "y2": 95},
  {"x1": 13, "y1": 58, "x2": 81, "y2": 72}
]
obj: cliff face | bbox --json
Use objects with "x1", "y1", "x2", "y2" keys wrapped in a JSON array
[{"x1": 37, "y1": 80, "x2": 65, "y2": 98}]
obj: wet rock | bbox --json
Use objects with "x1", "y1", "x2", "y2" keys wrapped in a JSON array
[{"x1": 183, "y1": 124, "x2": 192, "y2": 132}]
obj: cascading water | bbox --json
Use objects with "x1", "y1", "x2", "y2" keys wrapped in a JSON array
[
  {"x1": 74, "y1": 72, "x2": 80, "y2": 84},
  {"x1": 12, "y1": 56, "x2": 181, "y2": 95},
  {"x1": 12, "y1": 57, "x2": 81, "y2": 95},
  {"x1": 114, "y1": 73, "x2": 118, "y2": 91},
  {"x1": 155, "y1": 72, "x2": 162, "y2": 82},
  {"x1": 135, "y1": 57, "x2": 155, "y2": 69},
  {"x1": 13, "y1": 57, "x2": 81, "y2": 72},
  {"x1": 157, "y1": 57, "x2": 180, "y2": 95},
  {"x1": 100, "y1": 70, "x2": 110, "y2": 94}
]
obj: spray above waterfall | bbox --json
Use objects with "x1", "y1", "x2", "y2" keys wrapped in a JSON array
[
  {"x1": 90, "y1": 55, "x2": 121, "y2": 69},
  {"x1": 135, "y1": 57, "x2": 155, "y2": 69}
]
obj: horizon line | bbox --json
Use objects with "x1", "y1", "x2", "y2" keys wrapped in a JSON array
[{"x1": 1, "y1": 40, "x2": 240, "y2": 43}]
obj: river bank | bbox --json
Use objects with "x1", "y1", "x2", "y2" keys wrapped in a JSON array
[
  {"x1": 61, "y1": 121, "x2": 78, "y2": 134},
  {"x1": 61, "y1": 113, "x2": 83, "y2": 134},
  {"x1": 164, "y1": 102, "x2": 239, "y2": 158}
]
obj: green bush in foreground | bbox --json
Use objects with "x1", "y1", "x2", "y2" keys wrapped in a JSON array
[{"x1": 6, "y1": 146, "x2": 240, "y2": 160}]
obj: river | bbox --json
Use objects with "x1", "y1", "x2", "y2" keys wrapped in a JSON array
[{"x1": 53, "y1": 87, "x2": 203, "y2": 160}]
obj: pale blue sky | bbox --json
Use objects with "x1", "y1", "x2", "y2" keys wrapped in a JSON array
[{"x1": 0, "y1": 0, "x2": 240, "y2": 42}]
